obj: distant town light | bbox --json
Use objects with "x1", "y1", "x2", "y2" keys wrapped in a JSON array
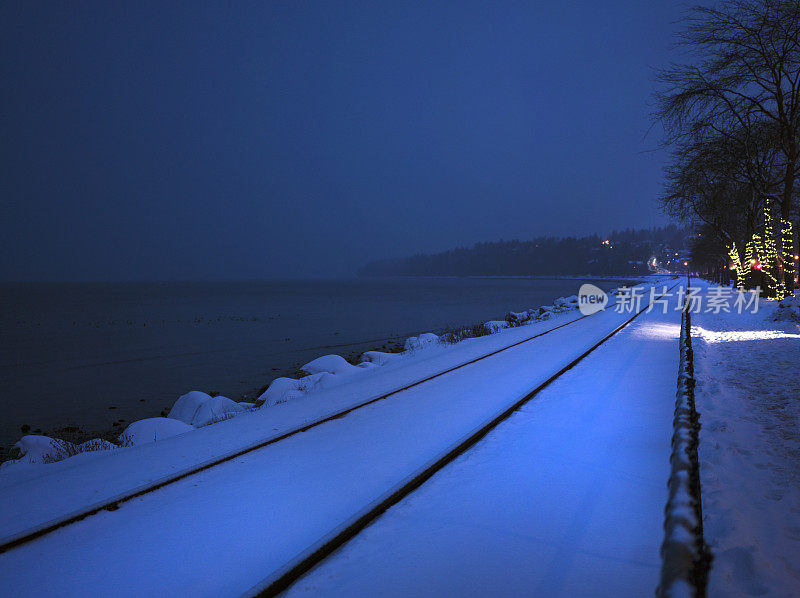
[{"x1": 683, "y1": 261, "x2": 688, "y2": 266}]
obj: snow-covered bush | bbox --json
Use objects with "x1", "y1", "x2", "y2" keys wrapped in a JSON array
[
  {"x1": 360, "y1": 351, "x2": 399, "y2": 366},
  {"x1": 256, "y1": 377, "x2": 306, "y2": 407},
  {"x1": 167, "y1": 391, "x2": 246, "y2": 426},
  {"x1": 404, "y1": 333, "x2": 440, "y2": 351},
  {"x1": 119, "y1": 418, "x2": 194, "y2": 446},
  {"x1": 168, "y1": 391, "x2": 213, "y2": 424},
  {"x1": 505, "y1": 310, "x2": 534, "y2": 326},
  {"x1": 484, "y1": 320, "x2": 509, "y2": 333},
  {"x1": 302, "y1": 354, "x2": 360, "y2": 376},
  {"x1": 7, "y1": 435, "x2": 117, "y2": 464},
  {"x1": 191, "y1": 396, "x2": 247, "y2": 426},
  {"x1": 255, "y1": 354, "x2": 365, "y2": 407}
]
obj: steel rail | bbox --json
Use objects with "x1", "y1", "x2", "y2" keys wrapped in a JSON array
[{"x1": 245, "y1": 282, "x2": 680, "y2": 597}]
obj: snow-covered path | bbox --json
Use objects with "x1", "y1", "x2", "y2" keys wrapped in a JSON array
[
  {"x1": 0, "y1": 283, "x2": 682, "y2": 597},
  {"x1": 692, "y1": 282, "x2": 800, "y2": 597},
  {"x1": 283, "y1": 300, "x2": 682, "y2": 596}
]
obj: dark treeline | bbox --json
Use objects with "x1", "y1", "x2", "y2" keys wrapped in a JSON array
[{"x1": 358, "y1": 226, "x2": 686, "y2": 277}]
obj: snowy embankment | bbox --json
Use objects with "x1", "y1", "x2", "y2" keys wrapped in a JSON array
[
  {"x1": 1, "y1": 291, "x2": 593, "y2": 472},
  {"x1": 7, "y1": 317, "x2": 572, "y2": 467},
  {"x1": 691, "y1": 282, "x2": 800, "y2": 597}
]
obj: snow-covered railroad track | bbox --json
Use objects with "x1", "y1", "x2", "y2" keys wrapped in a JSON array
[
  {"x1": 0, "y1": 281, "x2": 679, "y2": 597},
  {"x1": 0, "y1": 310, "x2": 597, "y2": 556},
  {"x1": 246, "y1": 283, "x2": 678, "y2": 597}
]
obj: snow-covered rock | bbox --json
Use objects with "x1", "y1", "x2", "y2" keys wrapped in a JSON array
[
  {"x1": 9, "y1": 435, "x2": 116, "y2": 464},
  {"x1": 298, "y1": 372, "x2": 337, "y2": 393},
  {"x1": 77, "y1": 439, "x2": 116, "y2": 452},
  {"x1": 404, "y1": 333, "x2": 440, "y2": 351},
  {"x1": 360, "y1": 351, "x2": 399, "y2": 366},
  {"x1": 190, "y1": 396, "x2": 247, "y2": 426},
  {"x1": 302, "y1": 354, "x2": 360, "y2": 376},
  {"x1": 552, "y1": 296, "x2": 579, "y2": 312},
  {"x1": 563, "y1": 294, "x2": 580, "y2": 306},
  {"x1": 256, "y1": 377, "x2": 305, "y2": 407},
  {"x1": 168, "y1": 391, "x2": 213, "y2": 425},
  {"x1": 166, "y1": 391, "x2": 245, "y2": 426},
  {"x1": 120, "y1": 418, "x2": 194, "y2": 446},
  {"x1": 258, "y1": 371, "x2": 343, "y2": 407},
  {"x1": 484, "y1": 320, "x2": 509, "y2": 333},
  {"x1": 12, "y1": 436, "x2": 65, "y2": 463},
  {"x1": 505, "y1": 310, "x2": 533, "y2": 326}
]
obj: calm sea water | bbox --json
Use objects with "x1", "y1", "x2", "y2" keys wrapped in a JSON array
[{"x1": 0, "y1": 277, "x2": 637, "y2": 452}]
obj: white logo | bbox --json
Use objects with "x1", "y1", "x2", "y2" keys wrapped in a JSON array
[{"x1": 578, "y1": 283, "x2": 608, "y2": 315}]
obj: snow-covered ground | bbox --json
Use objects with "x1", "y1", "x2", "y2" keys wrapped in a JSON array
[
  {"x1": 1, "y1": 276, "x2": 794, "y2": 597},
  {"x1": 692, "y1": 281, "x2": 800, "y2": 597},
  {"x1": 0, "y1": 278, "x2": 677, "y2": 597},
  {"x1": 282, "y1": 291, "x2": 684, "y2": 597}
]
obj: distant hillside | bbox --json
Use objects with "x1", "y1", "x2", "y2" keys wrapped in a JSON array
[{"x1": 358, "y1": 226, "x2": 687, "y2": 277}]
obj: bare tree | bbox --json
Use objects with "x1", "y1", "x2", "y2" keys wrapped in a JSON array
[{"x1": 655, "y1": 0, "x2": 800, "y2": 289}]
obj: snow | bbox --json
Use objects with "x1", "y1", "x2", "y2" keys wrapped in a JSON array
[
  {"x1": 483, "y1": 320, "x2": 509, "y2": 333},
  {"x1": 11, "y1": 435, "x2": 70, "y2": 463},
  {"x1": 658, "y1": 308, "x2": 705, "y2": 597},
  {"x1": 255, "y1": 376, "x2": 306, "y2": 407},
  {"x1": 167, "y1": 390, "x2": 213, "y2": 424},
  {"x1": 301, "y1": 354, "x2": 360, "y2": 376},
  {"x1": 774, "y1": 292, "x2": 800, "y2": 322},
  {"x1": 5, "y1": 435, "x2": 118, "y2": 465},
  {"x1": 691, "y1": 281, "x2": 800, "y2": 597},
  {"x1": 360, "y1": 351, "x2": 399, "y2": 366},
  {"x1": 190, "y1": 396, "x2": 247, "y2": 427},
  {"x1": 119, "y1": 418, "x2": 194, "y2": 446},
  {"x1": 166, "y1": 391, "x2": 246, "y2": 427},
  {"x1": 0, "y1": 277, "x2": 681, "y2": 597},
  {"x1": 403, "y1": 332, "x2": 440, "y2": 351},
  {"x1": 282, "y1": 299, "x2": 682, "y2": 597},
  {"x1": 505, "y1": 310, "x2": 533, "y2": 325}
]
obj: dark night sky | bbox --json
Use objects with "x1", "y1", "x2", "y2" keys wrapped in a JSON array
[{"x1": 1, "y1": 1, "x2": 687, "y2": 280}]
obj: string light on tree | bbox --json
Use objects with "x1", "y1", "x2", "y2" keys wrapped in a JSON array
[
  {"x1": 781, "y1": 218, "x2": 795, "y2": 290},
  {"x1": 728, "y1": 243, "x2": 745, "y2": 288}
]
